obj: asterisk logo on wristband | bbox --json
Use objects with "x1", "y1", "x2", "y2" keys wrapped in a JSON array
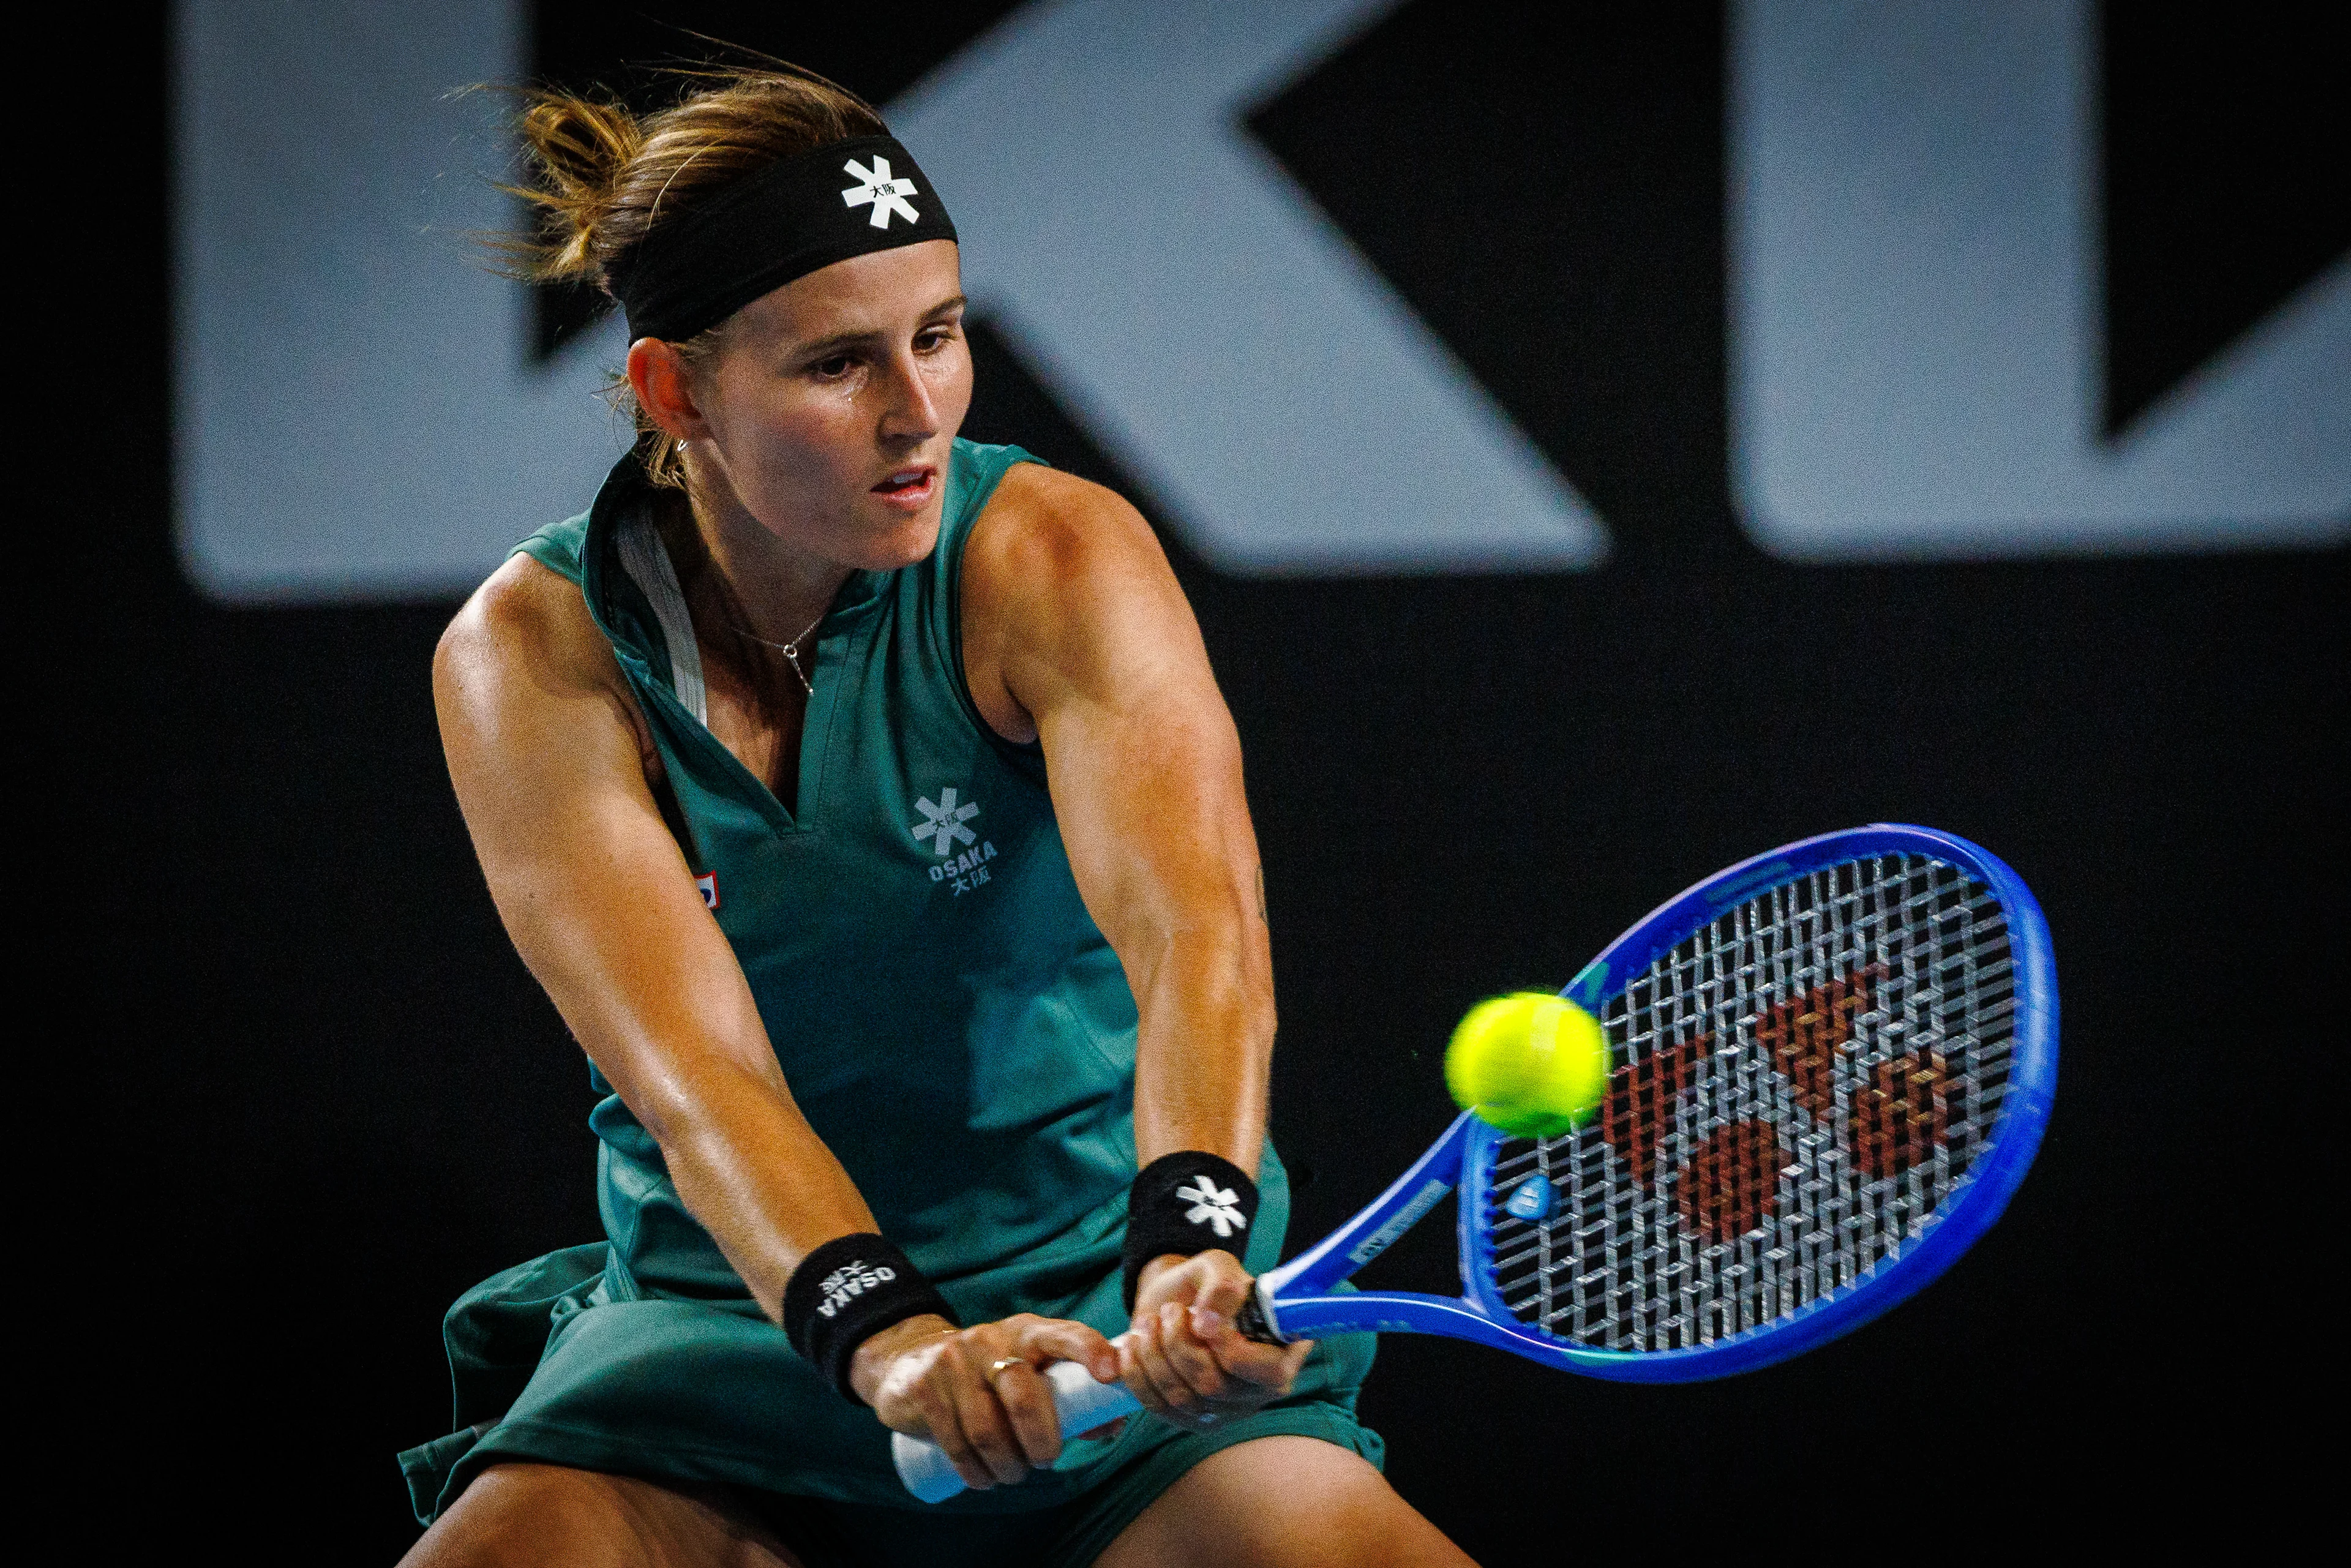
[{"x1": 1177, "y1": 1176, "x2": 1248, "y2": 1239}]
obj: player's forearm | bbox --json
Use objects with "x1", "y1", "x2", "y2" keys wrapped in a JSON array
[
  {"x1": 504, "y1": 899, "x2": 884, "y2": 1319},
  {"x1": 1129, "y1": 923, "x2": 1275, "y2": 1175},
  {"x1": 648, "y1": 1062, "x2": 883, "y2": 1322}
]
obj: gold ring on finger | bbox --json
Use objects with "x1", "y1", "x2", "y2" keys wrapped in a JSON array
[{"x1": 987, "y1": 1357, "x2": 1025, "y2": 1381}]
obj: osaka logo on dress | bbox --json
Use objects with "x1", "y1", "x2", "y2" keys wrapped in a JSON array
[{"x1": 911, "y1": 786, "x2": 999, "y2": 896}]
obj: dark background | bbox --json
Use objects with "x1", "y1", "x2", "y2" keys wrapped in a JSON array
[{"x1": 61, "y1": 2, "x2": 2342, "y2": 1558}]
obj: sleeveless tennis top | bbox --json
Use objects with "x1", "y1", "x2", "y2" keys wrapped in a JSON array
[
  {"x1": 399, "y1": 440, "x2": 1373, "y2": 1526},
  {"x1": 515, "y1": 438, "x2": 1149, "y2": 1305}
]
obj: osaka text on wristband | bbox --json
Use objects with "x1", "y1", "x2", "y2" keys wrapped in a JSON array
[{"x1": 781, "y1": 1232, "x2": 960, "y2": 1403}]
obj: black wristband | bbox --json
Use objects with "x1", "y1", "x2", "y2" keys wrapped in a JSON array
[
  {"x1": 781, "y1": 1233, "x2": 959, "y2": 1404},
  {"x1": 1121, "y1": 1152, "x2": 1261, "y2": 1310}
]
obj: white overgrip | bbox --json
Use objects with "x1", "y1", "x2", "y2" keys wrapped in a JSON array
[{"x1": 891, "y1": 1359, "x2": 1144, "y2": 1503}]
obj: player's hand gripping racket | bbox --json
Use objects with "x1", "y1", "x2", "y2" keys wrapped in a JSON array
[{"x1": 896, "y1": 824, "x2": 2056, "y2": 1501}]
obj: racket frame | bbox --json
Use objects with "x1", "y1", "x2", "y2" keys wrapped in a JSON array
[{"x1": 1248, "y1": 823, "x2": 2057, "y2": 1382}]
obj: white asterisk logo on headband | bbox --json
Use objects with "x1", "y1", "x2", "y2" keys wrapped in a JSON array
[{"x1": 841, "y1": 156, "x2": 921, "y2": 228}]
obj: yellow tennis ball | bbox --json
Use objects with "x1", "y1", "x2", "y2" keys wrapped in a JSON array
[{"x1": 1444, "y1": 992, "x2": 1609, "y2": 1139}]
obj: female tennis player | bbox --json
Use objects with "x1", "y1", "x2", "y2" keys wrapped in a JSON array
[{"x1": 396, "y1": 62, "x2": 1472, "y2": 1568}]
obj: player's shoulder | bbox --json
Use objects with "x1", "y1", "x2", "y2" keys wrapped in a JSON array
[
  {"x1": 435, "y1": 549, "x2": 618, "y2": 703},
  {"x1": 966, "y1": 460, "x2": 1166, "y2": 603}
]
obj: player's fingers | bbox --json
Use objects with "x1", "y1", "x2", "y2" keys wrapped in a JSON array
[
  {"x1": 1018, "y1": 1318, "x2": 1122, "y2": 1384},
  {"x1": 1176, "y1": 1259, "x2": 1286, "y2": 1384},
  {"x1": 1186, "y1": 1258, "x2": 1252, "y2": 1338},
  {"x1": 943, "y1": 1356, "x2": 1029, "y2": 1486},
  {"x1": 1274, "y1": 1337, "x2": 1312, "y2": 1389},
  {"x1": 1111, "y1": 1330, "x2": 1164, "y2": 1419},
  {"x1": 913, "y1": 1376, "x2": 996, "y2": 1492},
  {"x1": 1114, "y1": 1320, "x2": 1188, "y2": 1420},
  {"x1": 985, "y1": 1359, "x2": 1063, "y2": 1469},
  {"x1": 1156, "y1": 1299, "x2": 1228, "y2": 1401},
  {"x1": 1204, "y1": 1324, "x2": 1307, "y2": 1390},
  {"x1": 1133, "y1": 1305, "x2": 1228, "y2": 1435},
  {"x1": 966, "y1": 1316, "x2": 1082, "y2": 1468}
]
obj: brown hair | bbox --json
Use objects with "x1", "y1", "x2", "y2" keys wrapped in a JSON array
[{"x1": 502, "y1": 62, "x2": 888, "y2": 487}]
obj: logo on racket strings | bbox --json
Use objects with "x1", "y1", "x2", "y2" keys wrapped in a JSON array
[{"x1": 1178, "y1": 1176, "x2": 1249, "y2": 1239}]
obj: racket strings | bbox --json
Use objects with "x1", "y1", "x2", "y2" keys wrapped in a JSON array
[{"x1": 1485, "y1": 854, "x2": 2017, "y2": 1352}]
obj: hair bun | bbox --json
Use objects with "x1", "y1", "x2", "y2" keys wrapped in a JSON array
[
  {"x1": 512, "y1": 94, "x2": 645, "y2": 285},
  {"x1": 488, "y1": 60, "x2": 890, "y2": 487}
]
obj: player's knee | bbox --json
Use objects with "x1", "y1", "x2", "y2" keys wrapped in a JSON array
[
  {"x1": 1223, "y1": 1439, "x2": 1460, "y2": 1564},
  {"x1": 402, "y1": 1464, "x2": 615, "y2": 1567},
  {"x1": 401, "y1": 1462, "x2": 798, "y2": 1568},
  {"x1": 1280, "y1": 1460, "x2": 1416, "y2": 1544},
  {"x1": 1102, "y1": 1437, "x2": 1471, "y2": 1568}
]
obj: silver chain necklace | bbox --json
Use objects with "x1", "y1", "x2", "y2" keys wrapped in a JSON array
[{"x1": 724, "y1": 608, "x2": 828, "y2": 696}]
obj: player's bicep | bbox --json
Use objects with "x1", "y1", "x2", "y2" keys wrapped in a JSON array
[{"x1": 986, "y1": 482, "x2": 1259, "y2": 943}]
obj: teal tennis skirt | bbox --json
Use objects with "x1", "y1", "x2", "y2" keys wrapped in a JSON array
[{"x1": 397, "y1": 1240, "x2": 1380, "y2": 1568}]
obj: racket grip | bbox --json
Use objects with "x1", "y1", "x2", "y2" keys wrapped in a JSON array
[
  {"x1": 1234, "y1": 1282, "x2": 1289, "y2": 1345},
  {"x1": 891, "y1": 1360, "x2": 1142, "y2": 1503}
]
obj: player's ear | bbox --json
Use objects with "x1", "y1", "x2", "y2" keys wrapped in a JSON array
[{"x1": 627, "y1": 336, "x2": 712, "y2": 443}]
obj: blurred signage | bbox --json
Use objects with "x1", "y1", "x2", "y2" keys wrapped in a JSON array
[
  {"x1": 173, "y1": 1, "x2": 632, "y2": 602},
  {"x1": 882, "y1": 0, "x2": 1607, "y2": 576},
  {"x1": 1730, "y1": 0, "x2": 2347, "y2": 558},
  {"x1": 174, "y1": 0, "x2": 2345, "y2": 603}
]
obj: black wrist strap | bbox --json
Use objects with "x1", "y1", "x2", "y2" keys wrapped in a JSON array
[
  {"x1": 782, "y1": 1233, "x2": 959, "y2": 1403},
  {"x1": 1121, "y1": 1152, "x2": 1261, "y2": 1311}
]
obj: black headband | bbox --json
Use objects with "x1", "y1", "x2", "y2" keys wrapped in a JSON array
[{"x1": 610, "y1": 134, "x2": 956, "y2": 344}]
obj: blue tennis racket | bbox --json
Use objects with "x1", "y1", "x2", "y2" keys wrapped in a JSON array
[{"x1": 898, "y1": 823, "x2": 2057, "y2": 1501}]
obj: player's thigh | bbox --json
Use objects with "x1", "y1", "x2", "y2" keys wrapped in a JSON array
[
  {"x1": 1094, "y1": 1435, "x2": 1475, "y2": 1568},
  {"x1": 398, "y1": 1461, "x2": 805, "y2": 1568}
]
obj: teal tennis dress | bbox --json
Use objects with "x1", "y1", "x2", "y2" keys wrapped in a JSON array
[{"x1": 397, "y1": 440, "x2": 1379, "y2": 1566}]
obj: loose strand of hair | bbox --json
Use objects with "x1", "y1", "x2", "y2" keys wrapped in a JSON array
[{"x1": 654, "y1": 29, "x2": 887, "y2": 125}]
